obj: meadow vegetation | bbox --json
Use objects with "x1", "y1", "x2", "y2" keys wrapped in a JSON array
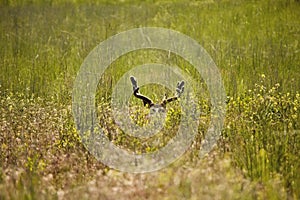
[{"x1": 0, "y1": 0, "x2": 299, "y2": 199}]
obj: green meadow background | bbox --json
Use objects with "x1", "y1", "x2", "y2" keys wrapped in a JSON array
[{"x1": 0, "y1": 0, "x2": 299, "y2": 199}]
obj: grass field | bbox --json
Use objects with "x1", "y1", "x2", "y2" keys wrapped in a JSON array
[{"x1": 0, "y1": 0, "x2": 299, "y2": 199}]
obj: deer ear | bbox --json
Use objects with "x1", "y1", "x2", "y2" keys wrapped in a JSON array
[{"x1": 161, "y1": 102, "x2": 167, "y2": 108}]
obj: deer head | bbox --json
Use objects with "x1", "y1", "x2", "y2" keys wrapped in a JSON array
[{"x1": 130, "y1": 76, "x2": 184, "y2": 114}]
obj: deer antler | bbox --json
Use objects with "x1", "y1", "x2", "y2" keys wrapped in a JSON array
[
  {"x1": 161, "y1": 80, "x2": 184, "y2": 108},
  {"x1": 130, "y1": 76, "x2": 154, "y2": 107},
  {"x1": 130, "y1": 76, "x2": 184, "y2": 110}
]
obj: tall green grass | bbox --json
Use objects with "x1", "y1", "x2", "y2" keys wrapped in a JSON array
[{"x1": 1, "y1": 0, "x2": 299, "y2": 98}]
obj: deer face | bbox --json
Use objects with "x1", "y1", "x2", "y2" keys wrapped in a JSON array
[
  {"x1": 149, "y1": 104, "x2": 166, "y2": 114},
  {"x1": 149, "y1": 104, "x2": 167, "y2": 125},
  {"x1": 128, "y1": 76, "x2": 184, "y2": 135}
]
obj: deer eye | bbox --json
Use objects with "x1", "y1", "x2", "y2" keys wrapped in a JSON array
[
  {"x1": 149, "y1": 107, "x2": 156, "y2": 114},
  {"x1": 159, "y1": 108, "x2": 166, "y2": 113}
]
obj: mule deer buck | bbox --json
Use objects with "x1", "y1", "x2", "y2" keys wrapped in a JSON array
[{"x1": 130, "y1": 76, "x2": 184, "y2": 115}]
